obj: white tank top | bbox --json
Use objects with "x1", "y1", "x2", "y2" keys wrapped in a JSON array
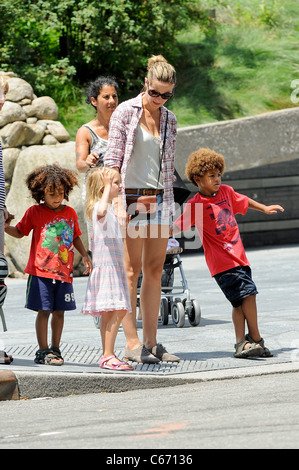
[{"x1": 125, "y1": 125, "x2": 163, "y2": 189}]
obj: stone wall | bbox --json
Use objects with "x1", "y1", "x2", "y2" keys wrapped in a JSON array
[
  {"x1": 0, "y1": 72, "x2": 86, "y2": 277},
  {"x1": 175, "y1": 107, "x2": 299, "y2": 176}
]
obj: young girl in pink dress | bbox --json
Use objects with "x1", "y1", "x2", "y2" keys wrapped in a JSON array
[{"x1": 82, "y1": 167, "x2": 133, "y2": 371}]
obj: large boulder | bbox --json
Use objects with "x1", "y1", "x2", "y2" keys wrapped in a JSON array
[
  {"x1": 23, "y1": 96, "x2": 59, "y2": 120},
  {"x1": 5, "y1": 142, "x2": 87, "y2": 273},
  {"x1": 5, "y1": 77, "x2": 34, "y2": 103},
  {"x1": 0, "y1": 121, "x2": 47, "y2": 147},
  {"x1": 2, "y1": 148, "x2": 20, "y2": 180},
  {"x1": 0, "y1": 101, "x2": 27, "y2": 127}
]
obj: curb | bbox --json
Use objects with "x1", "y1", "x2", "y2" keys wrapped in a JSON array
[{"x1": 1, "y1": 361, "x2": 299, "y2": 401}]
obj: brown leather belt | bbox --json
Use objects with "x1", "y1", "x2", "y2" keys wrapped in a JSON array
[{"x1": 125, "y1": 188, "x2": 163, "y2": 196}]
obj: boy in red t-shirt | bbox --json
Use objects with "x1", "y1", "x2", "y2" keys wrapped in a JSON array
[
  {"x1": 5, "y1": 164, "x2": 92, "y2": 365},
  {"x1": 173, "y1": 148, "x2": 284, "y2": 359}
]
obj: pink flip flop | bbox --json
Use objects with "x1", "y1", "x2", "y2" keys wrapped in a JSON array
[{"x1": 99, "y1": 355, "x2": 134, "y2": 371}]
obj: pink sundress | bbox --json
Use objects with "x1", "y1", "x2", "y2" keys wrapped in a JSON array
[{"x1": 81, "y1": 203, "x2": 131, "y2": 316}]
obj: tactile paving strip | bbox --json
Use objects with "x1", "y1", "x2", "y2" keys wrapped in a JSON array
[{"x1": 4, "y1": 343, "x2": 291, "y2": 375}]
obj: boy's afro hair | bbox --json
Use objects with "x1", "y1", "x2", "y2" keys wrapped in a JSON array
[
  {"x1": 185, "y1": 148, "x2": 226, "y2": 187},
  {"x1": 26, "y1": 164, "x2": 79, "y2": 203}
]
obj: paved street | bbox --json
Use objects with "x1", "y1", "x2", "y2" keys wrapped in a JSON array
[
  {"x1": 1, "y1": 244, "x2": 298, "y2": 378},
  {"x1": 0, "y1": 244, "x2": 299, "y2": 449},
  {"x1": 1, "y1": 372, "x2": 299, "y2": 450}
]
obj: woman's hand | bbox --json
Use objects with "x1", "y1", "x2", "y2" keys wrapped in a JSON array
[{"x1": 86, "y1": 151, "x2": 100, "y2": 168}]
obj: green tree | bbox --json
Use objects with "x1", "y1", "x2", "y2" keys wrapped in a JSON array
[{"x1": 0, "y1": 0, "x2": 210, "y2": 104}]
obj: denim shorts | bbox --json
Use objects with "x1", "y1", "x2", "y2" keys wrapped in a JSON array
[
  {"x1": 25, "y1": 275, "x2": 76, "y2": 312},
  {"x1": 128, "y1": 193, "x2": 171, "y2": 227},
  {"x1": 214, "y1": 265, "x2": 258, "y2": 308}
]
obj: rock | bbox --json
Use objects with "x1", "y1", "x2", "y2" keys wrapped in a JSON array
[
  {"x1": 0, "y1": 121, "x2": 27, "y2": 148},
  {"x1": 0, "y1": 121, "x2": 46, "y2": 147},
  {"x1": 23, "y1": 96, "x2": 58, "y2": 120},
  {"x1": 24, "y1": 121, "x2": 47, "y2": 145},
  {"x1": 46, "y1": 121, "x2": 70, "y2": 142},
  {"x1": 5, "y1": 142, "x2": 87, "y2": 273},
  {"x1": 2, "y1": 148, "x2": 20, "y2": 180},
  {"x1": 42, "y1": 134, "x2": 59, "y2": 145},
  {"x1": 17, "y1": 98, "x2": 32, "y2": 106},
  {"x1": 6, "y1": 77, "x2": 34, "y2": 103},
  {"x1": 26, "y1": 117, "x2": 37, "y2": 124},
  {"x1": 0, "y1": 101, "x2": 27, "y2": 127}
]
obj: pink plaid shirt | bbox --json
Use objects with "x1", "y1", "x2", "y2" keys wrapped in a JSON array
[{"x1": 104, "y1": 93, "x2": 177, "y2": 218}]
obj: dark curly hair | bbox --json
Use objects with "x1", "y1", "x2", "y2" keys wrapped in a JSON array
[
  {"x1": 26, "y1": 164, "x2": 79, "y2": 203},
  {"x1": 85, "y1": 76, "x2": 119, "y2": 110},
  {"x1": 185, "y1": 148, "x2": 226, "y2": 187}
]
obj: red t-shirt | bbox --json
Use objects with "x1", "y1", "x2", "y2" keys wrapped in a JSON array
[
  {"x1": 174, "y1": 184, "x2": 250, "y2": 276},
  {"x1": 16, "y1": 204, "x2": 81, "y2": 283}
]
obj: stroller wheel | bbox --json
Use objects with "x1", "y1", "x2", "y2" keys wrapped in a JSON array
[
  {"x1": 93, "y1": 316, "x2": 101, "y2": 329},
  {"x1": 160, "y1": 298, "x2": 169, "y2": 325},
  {"x1": 187, "y1": 299, "x2": 201, "y2": 327},
  {"x1": 171, "y1": 301, "x2": 185, "y2": 328}
]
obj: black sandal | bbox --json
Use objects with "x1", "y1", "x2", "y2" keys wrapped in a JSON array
[
  {"x1": 34, "y1": 348, "x2": 63, "y2": 366},
  {"x1": 0, "y1": 350, "x2": 13, "y2": 365},
  {"x1": 234, "y1": 340, "x2": 264, "y2": 358},
  {"x1": 245, "y1": 334, "x2": 273, "y2": 357}
]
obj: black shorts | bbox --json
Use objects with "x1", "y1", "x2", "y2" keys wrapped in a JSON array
[
  {"x1": 214, "y1": 265, "x2": 258, "y2": 308},
  {"x1": 25, "y1": 275, "x2": 76, "y2": 312}
]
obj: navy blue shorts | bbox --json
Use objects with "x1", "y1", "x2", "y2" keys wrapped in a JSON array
[
  {"x1": 25, "y1": 275, "x2": 76, "y2": 312},
  {"x1": 214, "y1": 266, "x2": 258, "y2": 308}
]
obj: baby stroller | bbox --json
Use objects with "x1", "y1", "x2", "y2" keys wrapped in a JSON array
[
  {"x1": 137, "y1": 239, "x2": 201, "y2": 328},
  {"x1": 93, "y1": 169, "x2": 200, "y2": 329},
  {"x1": 137, "y1": 171, "x2": 200, "y2": 328}
]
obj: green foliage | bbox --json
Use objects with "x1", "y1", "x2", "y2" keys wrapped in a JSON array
[
  {"x1": 0, "y1": 0, "x2": 297, "y2": 134},
  {"x1": 0, "y1": 0, "x2": 208, "y2": 106},
  {"x1": 166, "y1": 0, "x2": 299, "y2": 127}
]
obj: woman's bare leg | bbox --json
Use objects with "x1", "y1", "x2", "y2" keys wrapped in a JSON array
[
  {"x1": 122, "y1": 229, "x2": 143, "y2": 350},
  {"x1": 141, "y1": 224, "x2": 169, "y2": 349}
]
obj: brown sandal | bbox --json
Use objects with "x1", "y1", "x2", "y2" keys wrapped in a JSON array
[
  {"x1": 234, "y1": 340, "x2": 264, "y2": 358},
  {"x1": 245, "y1": 334, "x2": 273, "y2": 357}
]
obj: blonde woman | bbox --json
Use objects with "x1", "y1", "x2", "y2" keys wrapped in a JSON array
[
  {"x1": 82, "y1": 167, "x2": 133, "y2": 371},
  {"x1": 104, "y1": 55, "x2": 180, "y2": 364}
]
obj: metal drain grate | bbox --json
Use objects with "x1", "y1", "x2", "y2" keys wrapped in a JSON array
[{"x1": 4, "y1": 343, "x2": 291, "y2": 375}]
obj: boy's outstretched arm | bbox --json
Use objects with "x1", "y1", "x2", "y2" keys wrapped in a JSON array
[
  {"x1": 248, "y1": 198, "x2": 284, "y2": 215},
  {"x1": 73, "y1": 236, "x2": 92, "y2": 274}
]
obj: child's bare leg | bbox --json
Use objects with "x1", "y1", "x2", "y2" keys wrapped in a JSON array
[
  {"x1": 35, "y1": 310, "x2": 51, "y2": 350},
  {"x1": 232, "y1": 306, "x2": 246, "y2": 344},
  {"x1": 232, "y1": 295, "x2": 261, "y2": 346},
  {"x1": 241, "y1": 295, "x2": 261, "y2": 342},
  {"x1": 51, "y1": 310, "x2": 64, "y2": 349},
  {"x1": 100, "y1": 310, "x2": 126, "y2": 358}
]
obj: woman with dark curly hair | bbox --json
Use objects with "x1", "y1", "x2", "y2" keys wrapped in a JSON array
[
  {"x1": 5, "y1": 164, "x2": 92, "y2": 365},
  {"x1": 75, "y1": 76, "x2": 119, "y2": 246}
]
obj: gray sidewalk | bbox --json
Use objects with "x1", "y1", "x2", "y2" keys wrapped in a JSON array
[{"x1": 1, "y1": 244, "x2": 298, "y2": 399}]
